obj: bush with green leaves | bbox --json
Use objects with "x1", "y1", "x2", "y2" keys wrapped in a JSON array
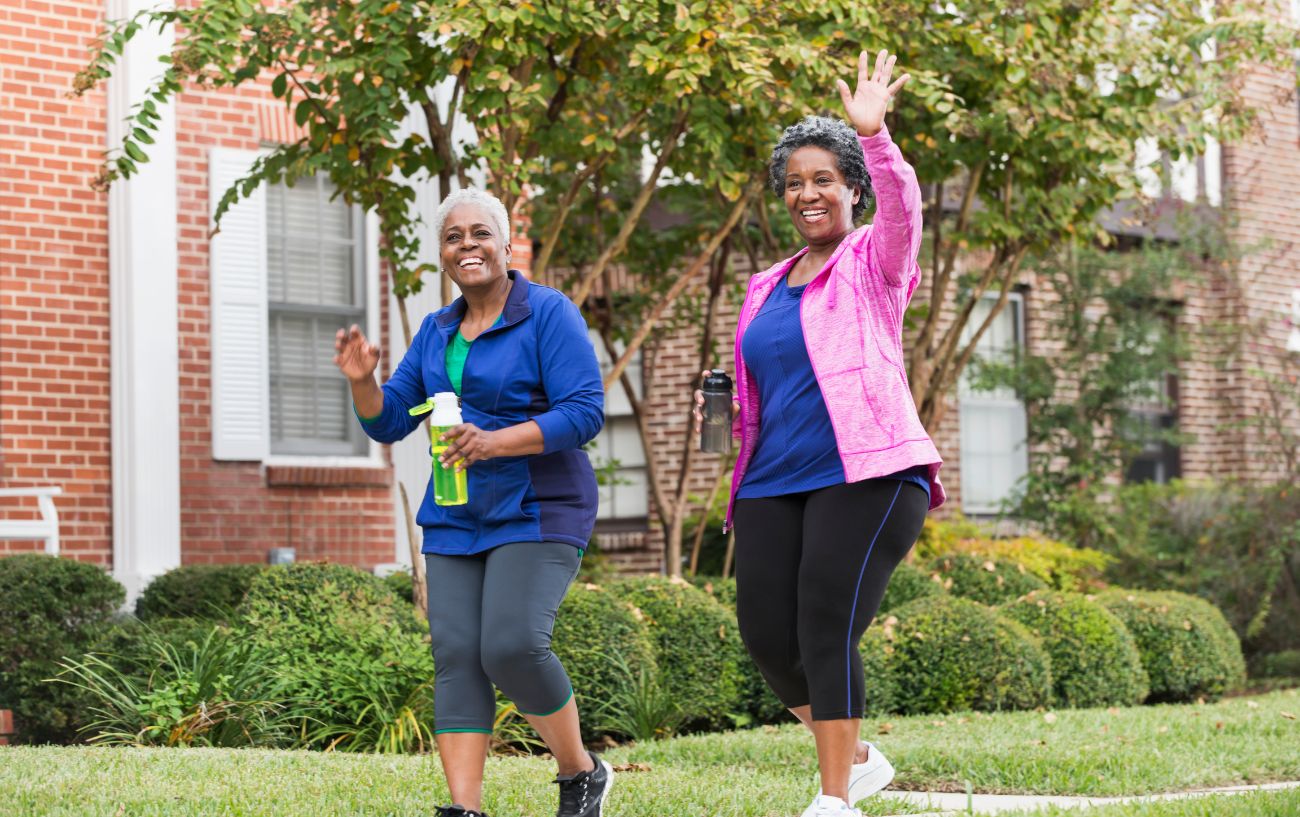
[
  {"x1": 684, "y1": 576, "x2": 787, "y2": 725},
  {"x1": 55, "y1": 624, "x2": 291, "y2": 748},
  {"x1": 879, "y1": 561, "x2": 944, "y2": 614},
  {"x1": 0, "y1": 554, "x2": 125, "y2": 744},
  {"x1": 1001, "y1": 590, "x2": 1148, "y2": 709},
  {"x1": 885, "y1": 595, "x2": 1052, "y2": 715},
  {"x1": 1098, "y1": 589, "x2": 1246, "y2": 703},
  {"x1": 927, "y1": 553, "x2": 1049, "y2": 606},
  {"x1": 551, "y1": 582, "x2": 657, "y2": 740},
  {"x1": 380, "y1": 568, "x2": 415, "y2": 606},
  {"x1": 608, "y1": 576, "x2": 744, "y2": 730},
  {"x1": 859, "y1": 626, "x2": 897, "y2": 716},
  {"x1": 1252, "y1": 649, "x2": 1300, "y2": 680},
  {"x1": 235, "y1": 562, "x2": 435, "y2": 752},
  {"x1": 135, "y1": 563, "x2": 266, "y2": 622}
]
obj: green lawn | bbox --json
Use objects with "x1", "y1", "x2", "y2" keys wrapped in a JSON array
[
  {"x1": 999, "y1": 787, "x2": 1300, "y2": 817},
  {"x1": 2, "y1": 689, "x2": 1296, "y2": 817}
]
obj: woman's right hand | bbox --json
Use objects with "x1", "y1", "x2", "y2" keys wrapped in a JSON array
[
  {"x1": 692, "y1": 369, "x2": 740, "y2": 430},
  {"x1": 334, "y1": 324, "x2": 381, "y2": 383}
]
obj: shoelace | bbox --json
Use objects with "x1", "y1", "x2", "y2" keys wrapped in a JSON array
[
  {"x1": 556, "y1": 771, "x2": 593, "y2": 815},
  {"x1": 435, "y1": 807, "x2": 486, "y2": 817}
]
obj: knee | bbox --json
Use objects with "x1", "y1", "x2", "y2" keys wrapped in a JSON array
[
  {"x1": 739, "y1": 616, "x2": 797, "y2": 674},
  {"x1": 480, "y1": 628, "x2": 550, "y2": 684},
  {"x1": 431, "y1": 629, "x2": 479, "y2": 673}
]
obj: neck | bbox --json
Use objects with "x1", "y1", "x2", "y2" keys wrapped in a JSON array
[
  {"x1": 462, "y1": 272, "x2": 512, "y2": 321},
  {"x1": 806, "y1": 228, "x2": 851, "y2": 256}
]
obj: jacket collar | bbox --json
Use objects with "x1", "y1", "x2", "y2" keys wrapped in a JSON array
[{"x1": 435, "y1": 269, "x2": 532, "y2": 329}]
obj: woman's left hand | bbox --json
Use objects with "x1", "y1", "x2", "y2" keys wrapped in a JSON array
[
  {"x1": 439, "y1": 423, "x2": 499, "y2": 471},
  {"x1": 837, "y1": 49, "x2": 911, "y2": 138}
]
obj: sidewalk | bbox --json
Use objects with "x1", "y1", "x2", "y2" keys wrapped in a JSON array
[{"x1": 877, "y1": 780, "x2": 1300, "y2": 815}]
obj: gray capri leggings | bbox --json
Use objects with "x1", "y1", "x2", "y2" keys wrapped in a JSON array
[{"x1": 425, "y1": 541, "x2": 582, "y2": 734}]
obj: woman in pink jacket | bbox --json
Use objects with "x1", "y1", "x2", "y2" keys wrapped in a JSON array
[{"x1": 699, "y1": 49, "x2": 944, "y2": 817}]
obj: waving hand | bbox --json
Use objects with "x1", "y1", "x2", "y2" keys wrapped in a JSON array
[{"x1": 837, "y1": 49, "x2": 911, "y2": 138}]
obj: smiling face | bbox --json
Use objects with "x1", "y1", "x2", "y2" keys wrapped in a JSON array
[
  {"x1": 440, "y1": 202, "x2": 511, "y2": 290},
  {"x1": 782, "y1": 145, "x2": 860, "y2": 247}
]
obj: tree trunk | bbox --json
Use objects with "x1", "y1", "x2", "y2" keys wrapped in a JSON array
[{"x1": 394, "y1": 294, "x2": 427, "y2": 616}]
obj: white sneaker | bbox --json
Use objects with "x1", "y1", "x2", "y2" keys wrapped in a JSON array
[
  {"x1": 799, "y1": 794, "x2": 862, "y2": 817},
  {"x1": 847, "y1": 741, "x2": 895, "y2": 805}
]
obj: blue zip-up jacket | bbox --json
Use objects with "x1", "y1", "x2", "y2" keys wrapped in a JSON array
[{"x1": 358, "y1": 271, "x2": 603, "y2": 555}]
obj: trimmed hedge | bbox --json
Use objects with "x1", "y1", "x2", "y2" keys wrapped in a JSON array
[
  {"x1": 859, "y1": 626, "x2": 897, "y2": 716},
  {"x1": 552, "y1": 582, "x2": 657, "y2": 739},
  {"x1": 880, "y1": 561, "x2": 945, "y2": 614},
  {"x1": 609, "y1": 576, "x2": 744, "y2": 730},
  {"x1": 237, "y1": 562, "x2": 422, "y2": 645},
  {"x1": 927, "y1": 553, "x2": 1048, "y2": 606},
  {"x1": 1001, "y1": 590, "x2": 1149, "y2": 708},
  {"x1": 886, "y1": 595, "x2": 1052, "y2": 714},
  {"x1": 0, "y1": 554, "x2": 125, "y2": 744},
  {"x1": 135, "y1": 564, "x2": 267, "y2": 622},
  {"x1": 1098, "y1": 589, "x2": 1247, "y2": 702}
]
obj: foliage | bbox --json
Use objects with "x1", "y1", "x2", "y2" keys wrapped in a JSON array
[
  {"x1": 1077, "y1": 480, "x2": 1300, "y2": 659},
  {"x1": 916, "y1": 517, "x2": 1111, "y2": 591},
  {"x1": 54, "y1": 625, "x2": 291, "y2": 748},
  {"x1": 926, "y1": 553, "x2": 1048, "y2": 606},
  {"x1": 588, "y1": 652, "x2": 685, "y2": 742},
  {"x1": 1001, "y1": 590, "x2": 1149, "y2": 708},
  {"x1": 1251, "y1": 650, "x2": 1300, "y2": 680},
  {"x1": 135, "y1": 564, "x2": 267, "y2": 622},
  {"x1": 608, "y1": 576, "x2": 744, "y2": 730},
  {"x1": 1098, "y1": 589, "x2": 1246, "y2": 703},
  {"x1": 0, "y1": 554, "x2": 125, "y2": 744},
  {"x1": 970, "y1": 238, "x2": 1202, "y2": 527},
  {"x1": 551, "y1": 582, "x2": 657, "y2": 740},
  {"x1": 884, "y1": 595, "x2": 1052, "y2": 715},
  {"x1": 683, "y1": 576, "x2": 785, "y2": 724},
  {"x1": 859, "y1": 626, "x2": 898, "y2": 716},
  {"x1": 879, "y1": 561, "x2": 945, "y2": 614},
  {"x1": 380, "y1": 568, "x2": 415, "y2": 606}
]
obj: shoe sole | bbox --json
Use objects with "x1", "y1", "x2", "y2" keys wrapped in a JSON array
[
  {"x1": 594, "y1": 758, "x2": 614, "y2": 816},
  {"x1": 847, "y1": 757, "x2": 895, "y2": 805}
]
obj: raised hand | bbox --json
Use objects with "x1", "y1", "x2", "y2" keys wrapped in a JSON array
[
  {"x1": 836, "y1": 49, "x2": 911, "y2": 138},
  {"x1": 333, "y1": 324, "x2": 381, "y2": 383}
]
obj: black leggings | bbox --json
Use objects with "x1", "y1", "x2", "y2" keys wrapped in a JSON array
[{"x1": 734, "y1": 479, "x2": 928, "y2": 720}]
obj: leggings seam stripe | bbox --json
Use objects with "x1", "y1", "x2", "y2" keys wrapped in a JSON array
[{"x1": 844, "y1": 481, "x2": 903, "y2": 715}]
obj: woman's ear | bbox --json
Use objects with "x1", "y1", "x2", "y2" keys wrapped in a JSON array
[{"x1": 852, "y1": 186, "x2": 862, "y2": 206}]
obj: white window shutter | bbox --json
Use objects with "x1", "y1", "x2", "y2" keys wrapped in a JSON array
[{"x1": 209, "y1": 148, "x2": 269, "y2": 460}]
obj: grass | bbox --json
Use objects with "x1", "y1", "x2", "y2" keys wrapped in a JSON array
[{"x1": 1, "y1": 689, "x2": 1296, "y2": 816}]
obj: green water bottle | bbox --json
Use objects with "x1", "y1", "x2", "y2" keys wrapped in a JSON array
[{"x1": 409, "y1": 392, "x2": 469, "y2": 506}]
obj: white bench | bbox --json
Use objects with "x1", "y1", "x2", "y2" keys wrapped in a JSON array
[{"x1": 0, "y1": 487, "x2": 63, "y2": 555}]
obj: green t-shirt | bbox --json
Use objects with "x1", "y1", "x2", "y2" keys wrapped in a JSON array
[{"x1": 445, "y1": 315, "x2": 503, "y2": 395}]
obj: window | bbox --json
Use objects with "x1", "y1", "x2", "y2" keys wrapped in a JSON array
[
  {"x1": 958, "y1": 294, "x2": 1029, "y2": 515},
  {"x1": 1124, "y1": 322, "x2": 1181, "y2": 485},
  {"x1": 589, "y1": 331, "x2": 648, "y2": 522},
  {"x1": 266, "y1": 177, "x2": 367, "y2": 456}
]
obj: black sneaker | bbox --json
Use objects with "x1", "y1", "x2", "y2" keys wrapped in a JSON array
[
  {"x1": 435, "y1": 806, "x2": 489, "y2": 817},
  {"x1": 554, "y1": 751, "x2": 614, "y2": 817}
]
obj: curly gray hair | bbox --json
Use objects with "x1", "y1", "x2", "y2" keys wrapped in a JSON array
[
  {"x1": 768, "y1": 115, "x2": 873, "y2": 222},
  {"x1": 431, "y1": 187, "x2": 512, "y2": 252}
]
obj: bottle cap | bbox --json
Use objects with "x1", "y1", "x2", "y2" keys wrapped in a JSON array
[{"x1": 702, "y1": 369, "x2": 732, "y2": 392}]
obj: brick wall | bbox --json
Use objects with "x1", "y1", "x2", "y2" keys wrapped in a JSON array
[
  {"x1": 173, "y1": 85, "x2": 395, "y2": 568},
  {"x1": 0, "y1": 0, "x2": 113, "y2": 564}
]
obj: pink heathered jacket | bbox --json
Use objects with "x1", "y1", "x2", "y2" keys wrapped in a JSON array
[{"x1": 726, "y1": 124, "x2": 946, "y2": 529}]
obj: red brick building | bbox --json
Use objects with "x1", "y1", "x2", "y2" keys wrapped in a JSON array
[{"x1": 3, "y1": 0, "x2": 1298, "y2": 587}]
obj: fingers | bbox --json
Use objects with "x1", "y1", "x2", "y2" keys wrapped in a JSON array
[
  {"x1": 857, "y1": 49, "x2": 871, "y2": 87},
  {"x1": 882, "y1": 54, "x2": 897, "y2": 86},
  {"x1": 836, "y1": 78, "x2": 853, "y2": 110},
  {"x1": 873, "y1": 49, "x2": 888, "y2": 83},
  {"x1": 887, "y1": 73, "x2": 911, "y2": 97}
]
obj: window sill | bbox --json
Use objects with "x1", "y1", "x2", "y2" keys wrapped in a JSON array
[{"x1": 264, "y1": 463, "x2": 392, "y2": 489}]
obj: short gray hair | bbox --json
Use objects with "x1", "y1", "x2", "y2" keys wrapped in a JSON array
[
  {"x1": 768, "y1": 115, "x2": 873, "y2": 222},
  {"x1": 431, "y1": 187, "x2": 512, "y2": 252}
]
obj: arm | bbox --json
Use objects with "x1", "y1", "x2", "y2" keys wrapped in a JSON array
[
  {"x1": 336, "y1": 317, "x2": 431, "y2": 444},
  {"x1": 836, "y1": 49, "x2": 921, "y2": 287},
  {"x1": 861, "y1": 125, "x2": 923, "y2": 288}
]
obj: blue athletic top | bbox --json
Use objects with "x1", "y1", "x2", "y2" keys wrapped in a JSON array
[{"x1": 736, "y1": 276, "x2": 931, "y2": 501}]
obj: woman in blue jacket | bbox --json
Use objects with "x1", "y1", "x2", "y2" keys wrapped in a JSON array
[{"x1": 333, "y1": 188, "x2": 612, "y2": 817}]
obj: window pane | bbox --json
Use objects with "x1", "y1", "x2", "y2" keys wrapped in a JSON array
[
  {"x1": 959, "y1": 401, "x2": 1028, "y2": 513},
  {"x1": 593, "y1": 415, "x2": 648, "y2": 520}
]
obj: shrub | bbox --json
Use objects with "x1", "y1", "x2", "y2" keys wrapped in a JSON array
[
  {"x1": 381, "y1": 568, "x2": 415, "y2": 605},
  {"x1": 879, "y1": 561, "x2": 944, "y2": 614},
  {"x1": 1084, "y1": 481, "x2": 1300, "y2": 661},
  {"x1": 1001, "y1": 591, "x2": 1149, "y2": 708},
  {"x1": 551, "y1": 582, "x2": 657, "y2": 740},
  {"x1": 684, "y1": 576, "x2": 787, "y2": 725},
  {"x1": 927, "y1": 554, "x2": 1048, "y2": 606},
  {"x1": 885, "y1": 595, "x2": 1052, "y2": 715},
  {"x1": 0, "y1": 554, "x2": 125, "y2": 744},
  {"x1": 916, "y1": 517, "x2": 1110, "y2": 591},
  {"x1": 235, "y1": 562, "x2": 435, "y2": 752},
  {"x1": 859, "y1": 626, "x2": 897, "y2": 716},
  {"x1": 1098, "y1": 589, "x2": 1247, "y2": 703},
  {"x1": 608, "y1": 576, "x2": 744, "y2": 730},
  {"x1": 1251, "y1": 650, "x2": 1300, "y2": 679},
  {"x1": 135, "y1": 564, "x2": 266, "y2": 622}
]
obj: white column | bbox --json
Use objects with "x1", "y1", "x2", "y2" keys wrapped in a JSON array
[{"x1": 107, "y1": 0, "x2": 181, "y2": 604}]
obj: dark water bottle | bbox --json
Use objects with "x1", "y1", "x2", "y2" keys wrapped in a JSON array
[{"x1": 700, "y1": 369, "x2": 733, "y2": 454}]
